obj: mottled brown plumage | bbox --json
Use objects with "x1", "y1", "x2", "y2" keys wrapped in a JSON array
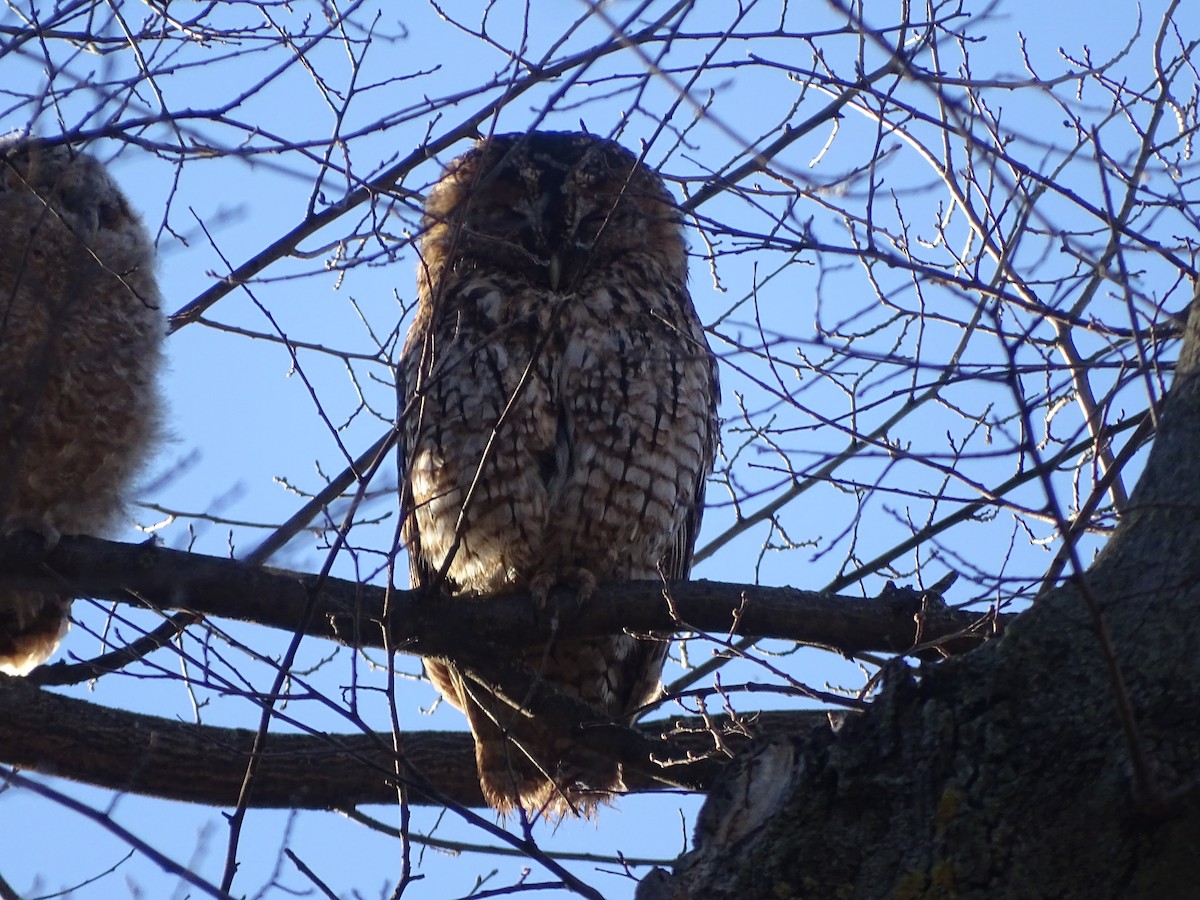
[
  {"x1": 400, "y1": 131, "x2": 719, "y2": 817},
  {"x1": 0, "y1": 138, "x2": 164, "y2": 675}
]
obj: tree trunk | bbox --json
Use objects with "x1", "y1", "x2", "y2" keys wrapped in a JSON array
[{"x1": 641, "y1": 296, "x2": 1200, "y2": 899}]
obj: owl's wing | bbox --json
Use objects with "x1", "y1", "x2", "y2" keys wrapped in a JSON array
[
  {"x1": 400, "y1": 465, "x2": 438, "y2": 593},
  {"x1": 659, "y1": 294, "x2": 721, "y2": 582},
  {"x1": 398, "y1": 331, "x2": 478, "y2": 713},
  {"x1": 659, "y1": 478, "x2": 707, "y2": 581},
  {"x1": 398, "y1": 320, "x2": 441, "y2": 595}
]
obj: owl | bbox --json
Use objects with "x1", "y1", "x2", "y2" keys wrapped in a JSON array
[
  {"x1": 0, "y1": 137, "x2": 164, "y2": 676},
  {"x1": 400, "y1": 131, "x2": 719, "y2": 817}
]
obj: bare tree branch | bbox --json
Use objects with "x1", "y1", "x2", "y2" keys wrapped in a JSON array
[
  {"x1": 0, "y1": 674, "x2": 825, "y2": 809},
  {"x1": 0, "y1": 533, "x2": 1003, "y2": 677}
]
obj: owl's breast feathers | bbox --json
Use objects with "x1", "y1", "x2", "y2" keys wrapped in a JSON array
[{"x1": 403, "y1": 255, "x2": 716, "y2": 594}]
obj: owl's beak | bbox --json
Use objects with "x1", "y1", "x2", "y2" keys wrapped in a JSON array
[{"x1": 547, "y1": 245, "x2": 589, "y2": 291}]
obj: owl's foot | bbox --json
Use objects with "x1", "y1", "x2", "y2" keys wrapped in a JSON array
[
  {"x1": 529, "y1": 566, "x2": 598, "y2": 612},
  {"x1": 0, "y1": 515, "x2": 62, "y2": 550}
]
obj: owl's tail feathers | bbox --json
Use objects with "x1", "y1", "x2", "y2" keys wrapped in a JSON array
[
  {"x1": 467, "y1": 697, "x2": 622, "y2": 820},
  {"x1": 0, "y1": 589, "x2": 71, "y2": 675},
  {"x1": 425, "y1": 656, "x2": 626, "y2": 819}
]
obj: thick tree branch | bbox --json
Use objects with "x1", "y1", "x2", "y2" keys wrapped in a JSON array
[
  {"x1": 0, "y1": 533, "x2": 1004, "y2": 673},
  {"x1": 0, "y1": 534, "x2": 996, "y2": 814},
  {"x1": 0, "y1": 675, "x2": 827, "y2": 809}
]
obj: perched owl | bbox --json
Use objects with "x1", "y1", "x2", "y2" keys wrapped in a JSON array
[
  {"x1": 0, "y1": 138, "x2": 164, "y2": 676},
  {"x1": 400, "y1": 131, "x2": 719, "y2": 817}
]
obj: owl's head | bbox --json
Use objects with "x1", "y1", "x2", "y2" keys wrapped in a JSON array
[
  {"x1": 0, "y1": 137, "x2": 137, "y2": 239},
  {"x1": 419, "y1": 131, "x2": 687, "y2": 293}
]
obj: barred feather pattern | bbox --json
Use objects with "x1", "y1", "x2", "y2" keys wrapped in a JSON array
[{"x1": 400, "y1": 132, "x2": 719, "y2": 817}]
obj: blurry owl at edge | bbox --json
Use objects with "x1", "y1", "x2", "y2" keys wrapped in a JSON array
[{"x1": 0, "y1": 137, "x2": 164, "y2": 676}]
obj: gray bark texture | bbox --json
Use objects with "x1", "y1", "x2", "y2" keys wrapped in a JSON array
[{"x1": 640, "y1": 298, "x2": 1200, "y2": 899}]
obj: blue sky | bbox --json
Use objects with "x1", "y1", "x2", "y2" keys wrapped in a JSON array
[{"x1": 2, "y1": 1, "x2": 1197, "y2": 897}]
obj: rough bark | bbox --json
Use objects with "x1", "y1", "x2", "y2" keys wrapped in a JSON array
[
  {"x1": 0, "y1": 533, "x2": 999, "y2": 660},
  {"x1": 640, "y1": 301, "x2": 1200, "y2": 898},
  {"x1": 0, "y1": 672, "x2": 826, "y2": 808}
]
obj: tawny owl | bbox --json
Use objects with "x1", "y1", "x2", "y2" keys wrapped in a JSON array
[
  {"x1": 400, "y1": 131, "x2": 719, "y2": 817},
  {"x1": 0, "y1": 137, "x2": 164, "y2": 676}
]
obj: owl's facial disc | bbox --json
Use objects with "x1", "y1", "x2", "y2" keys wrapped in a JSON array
[{"x1": 424, "y1": 131, "x2": 684, "y2": 294}]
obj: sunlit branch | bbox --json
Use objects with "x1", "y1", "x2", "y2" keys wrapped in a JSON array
[{"x1": 0, "y1": 533, "x2": 1004, "y2": 669}]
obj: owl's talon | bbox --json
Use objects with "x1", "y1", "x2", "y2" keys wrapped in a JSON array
[
  {"x1": 564, "y1": 567, "x2": 598, "y2": 605},
  {"x1": 529, "y1": 572, "x2": 555, "y2": 612},
  {"x1": 528, "y1": 566, "x2": 598, "y2": 627},
  {"x1": 1, "y1": 516, "x2": 62, "y2": 552}
]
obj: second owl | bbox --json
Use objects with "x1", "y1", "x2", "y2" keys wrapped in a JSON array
[{"x1": 0, "y1": 138, "x2": 164, "y2": 675}]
